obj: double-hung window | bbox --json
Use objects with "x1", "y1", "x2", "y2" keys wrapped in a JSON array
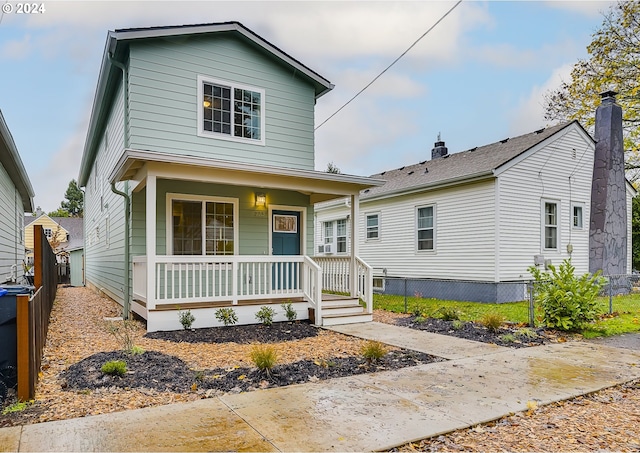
[
  {"x1": 322, "y1": 219, "x2": 348, "y2": 253},
  {"x1": 417, "y1": 205, "x2": 435, "y2": 251},
  {"x1": 198, "y1": 76, "x2": 265, "y2": 145},
  {"x1": 336, "y1": 219, "x2": 347, "y2": 253},
  {"x1": 572, "y1": 204, "x2": 584, "y2": 229},
  {"x1": 366, "y1": 213, "x2": 379, "y2": 240},
  {"x1": 544, "y1": 201, "x2": 558, "y2": 250},
  {"x1": 170, "y1": 195, "x2": 237, "y2": 255}
]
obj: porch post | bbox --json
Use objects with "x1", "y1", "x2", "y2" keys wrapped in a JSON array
[
  {"x1": 350, "y1": 193, "x2": 359, "y2": 299},
  {"x1": 146, "y1": 174, "x2": 157, "y2": 310}
]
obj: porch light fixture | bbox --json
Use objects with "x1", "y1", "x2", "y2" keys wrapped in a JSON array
[{"x1": 255, "y1": 192, "x2": 266, "y2": 207}]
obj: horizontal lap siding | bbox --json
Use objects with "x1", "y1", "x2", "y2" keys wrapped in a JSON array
[
  {"x1": 316, "y1": 180, "x2": 497, "y2": 280},
  {"x1": 0, "y1": 165, "x2": 22, "y2": 282},
  {"x1": 156, "y1": 179, "x2": 312, "y2": 256},
  {"x1": 497, "y1": 127, "x2": 594, "y2": 280},
  {"x1": 128, "y1": 34, "x2": 316, "y2": 170},
  {"x1": 84, "y1": 81, "x2": 128, "y2": 304},
  {"x1": 362, "y1": 181, "x2": 496, "y2": 280}
]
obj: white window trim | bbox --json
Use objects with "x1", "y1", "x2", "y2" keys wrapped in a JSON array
[
  {"x1": 321, "y1": 218, "x2": 349, "y2": 254},
  {"x1": 365, "y1": 212, "x2": 380, "y2": 242},
  {"x1": 571, "y1": 202, "x2": 584, "y2": 229},
  {"x1": 415, "y1": 204, "x2": 436, "y2": 253},
  {"x1": 268, "y1": 204, "x2": 306, "y2": 256},
  {"x1": 166, "y1": 193, "x2": 239, "y2": 255},
  {"x1": 196, "y1": 75, "x2": 266, "y2": 146},
  {"x1": 542, "y1": 199, "x2": 560, "y2": 252}
]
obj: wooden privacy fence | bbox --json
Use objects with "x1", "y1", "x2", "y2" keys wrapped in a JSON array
[{"x1": 16, "y1": 225, "x2": 58, "y2": 400}]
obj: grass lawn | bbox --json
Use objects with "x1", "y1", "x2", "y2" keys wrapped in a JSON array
[{"x1": 374, "y1": 293, "x2": 640, "y2": 337}]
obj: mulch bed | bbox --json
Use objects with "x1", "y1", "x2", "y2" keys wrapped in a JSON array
[
  {"x1": 395, "y1": 316, "x2": 554, "y2": 348},
  {"x1": 145, "y1": 320, "x2": 320, "y2": 344},
  {"x1": 63, "y1": 321, "x2": 442, "y2": 395}
]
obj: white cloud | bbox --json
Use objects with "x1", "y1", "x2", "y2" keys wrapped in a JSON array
[
  {"x1": 1, "y1": 34, "x2": 31, "y2": 59},
  {"x1": 32, "y1": 110, "x2": 89, "y2": 212},
  {"x1": 471, "y1": 39, "x2": 580, "y2": 69},
  {"x1": 507, "y1": 62, "x2": 574, "y2": 136},
  {"x1": 542, "y1": 0, "x2": 613, "y2": 18}
]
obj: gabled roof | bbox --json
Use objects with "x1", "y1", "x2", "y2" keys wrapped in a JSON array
[
  {"x1": 360, "y1": 121, "x2": 586, "y2": 201},
  {"x1": 79, "y1": 21, "x2": 334, "y2": 187},
  {"x1": 0, "y1": 110, "x2": 34, "y2": 211},
  {"x1": 24, "y1": 215, "x2": 84, "y2": 251}
]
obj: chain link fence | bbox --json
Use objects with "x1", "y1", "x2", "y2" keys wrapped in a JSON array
[{"x1": 377, "y1": 274, "x2": 640, "y2": 328}]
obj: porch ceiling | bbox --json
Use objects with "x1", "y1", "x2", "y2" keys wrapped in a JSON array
[{"x1": 109, "y1": 148, "x2": 385, "y2": 202}]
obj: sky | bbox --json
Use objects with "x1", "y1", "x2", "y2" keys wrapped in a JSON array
[{"x1": 0, "y1": 0, "x2": 614, "y2": 212}]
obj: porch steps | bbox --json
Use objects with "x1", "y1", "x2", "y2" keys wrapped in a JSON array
[{"x1": 321, "y1": 297, "x2": 373, "y2": 326}]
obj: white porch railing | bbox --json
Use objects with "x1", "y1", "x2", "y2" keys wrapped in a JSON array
[
  {"x1": 312, "y1": 256, "x2": 373, "y2": 315},
  {"x1": 132, "y1": 255, "x2": 322, "y2": 317}
]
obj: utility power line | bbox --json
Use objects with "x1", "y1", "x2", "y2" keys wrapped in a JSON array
[{"x1": 315, "y1": 0, "x2": 463, "y2": 131}]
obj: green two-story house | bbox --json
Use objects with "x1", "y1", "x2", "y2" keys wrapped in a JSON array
[{"x1": 78, "y1": 22, "x2": 382, "y2": 332}]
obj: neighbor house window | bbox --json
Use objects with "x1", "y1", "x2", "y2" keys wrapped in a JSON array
[
  {"x1": 323, "y1": 221, "x2": 333, "y2": 246},
  {"x1": 197, "y1": 76, "x2": 265, "y2": 144},
  {"x1": 322, "y1": 219, "x2": 348, "y2": 253},
  {"x1": 572, "y1": 204, "x2": 583, "y2": 229},
  {"x1": 417, "y1": 205, "x2": 435, "y2": 251},
  {"x1": 44, "y1": 228, "x2": 52, "y2": 239},
  {"x1": 366, "y1": 213, "x2": 379, "y2": 240},
  {"x1": 170, "y1": 195, "x2": 237, "y2": 255},
  {"x1": 544, "y1": 201, "x2": 558, "y2": 249},
  {"x1": 336, "y1": 219, "x2": 347, "y2": 253}
]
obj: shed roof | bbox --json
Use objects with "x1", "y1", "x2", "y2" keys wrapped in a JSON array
[{"x1": 0, "y1": 110, "x2": 34, "y2": 211}]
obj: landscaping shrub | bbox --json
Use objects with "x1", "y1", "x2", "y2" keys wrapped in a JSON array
[
  {"x1": 361, "y1": 340, "x2": 387, "y2": 362},
  {"x1": 215, "y1": 308, "x2": 238, "y2": 326},
  {"x1": 480, "y1": 312, "x2": 505, "y2": 332},
  {"x1": 250, "y1": 345, "x2": 278, "y2": 375},
  {"x1": 101, "y1": 360, "x2": 127, "y2": 376},
  {"x1": 451, "y1": 320, "x2": 464, "y2": 330},
  {"x1": 281, "y1": 302, "x2": 297, "y2": 322},
  {"x1": 529, "y1": 259, "x2": 606, "y2": 331},
  {"x1": 105, "y1": 319, "x2": 140, "y2": 355},
  {"x1": 255, "y1": 306, "x2": 276, "y2": 326},
  {"x1": 433, "y1": 306, "x2": 461, "y2": 321},
  {"x1": 178, "y1": 309, "x2": 195, "y2": 330}
]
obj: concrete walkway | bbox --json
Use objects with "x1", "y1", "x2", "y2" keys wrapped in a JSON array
[{"x1": 2, "y1": 323, "x2": 640, "y2": 452}]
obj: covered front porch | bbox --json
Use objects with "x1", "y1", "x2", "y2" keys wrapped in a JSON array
[{"x1": 109, "y1": 149, "x2": 383, "y2": 332}]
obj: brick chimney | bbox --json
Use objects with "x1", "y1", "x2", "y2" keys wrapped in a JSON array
[
  {"x1": 431, "y1": 133, "x2": 448, "y2": 159},
  {"x1": 589, "y1": 90, "x2": 627, "y2": 275}
]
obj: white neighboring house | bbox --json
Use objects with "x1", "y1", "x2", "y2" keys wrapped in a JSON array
[
  {"x1": 315, "y1": 120, "x2": 635, "y2": 303},
  {"x1": 0, "y1": 110, "x2": 34, "y2": 284}
]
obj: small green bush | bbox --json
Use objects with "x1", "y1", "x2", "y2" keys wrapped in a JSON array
[
  {"x1": 529, "y1": 259, "x2": 606, "y2": 331},
  {"x1": 433, "y1": 306, "x2": 461, "y2": 321},
  {"x1": 451, "y1": 320, "x2": 464, "y2": 330},
  {"x1": 499, "y1": 333, "x2": 516, "y2": 343},
  {"x1": 215, "y1": 308, "x2": 238, "y2": 326},
  {"x1": 480, "y1": 312, "x2": 505, "y2": 332},
  {"x1": 129, "y1": 345, "x2": 145, "y2": 356},
  {"x1": 281, "y1": 302, "x2": 297, "y2": 322},
  {"x1": 255, "y1": 306, "x2": 276, "y2": 326},
  {"x1": 515, "y1": 327, "x2": 538, "y2": 340},
  {"x1": 101, "y1": 360, "x2": 127, "y2": 376},
  {"x1": 361, "y1": 340, "x2": 387, "y2": 362},
  {"x1": 178, "y1": 309, "x2": 196, "y2": 330},
  {"x1": 2, "y1": 400, "x2": 30, "y2": 415},
  {"x1": 250, "y1": 345, "x2": 278, "y2": 374}
]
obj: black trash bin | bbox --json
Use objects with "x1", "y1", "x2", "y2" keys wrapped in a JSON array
[{"x1": 0, "y1": 285, "x2": 33, "y2": 395}]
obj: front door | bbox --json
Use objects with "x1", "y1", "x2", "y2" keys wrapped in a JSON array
[{"x1": 272, "y1": 210, "x2": 301, "y2": 290}]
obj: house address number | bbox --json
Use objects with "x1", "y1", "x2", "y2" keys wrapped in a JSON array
[{"x1": 253, "y1": 211, "x2": 266, "y2": 217}]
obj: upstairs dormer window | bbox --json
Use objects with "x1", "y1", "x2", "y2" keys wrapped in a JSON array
[{"x1": 197, "y1": 75, "x2": 265, "y2": 145}]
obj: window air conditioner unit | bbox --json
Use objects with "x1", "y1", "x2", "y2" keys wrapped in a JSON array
[
  {"x1": 324, "y1": 243, "x2": 333, "y2": 254},
  {"x1": 317, "y1": 244, "x2": 325, "y2": 254}
]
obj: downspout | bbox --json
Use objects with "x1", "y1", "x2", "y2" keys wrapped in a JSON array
[{"x1": 109, "y1": 52, "x2": 131, "y2": 319}]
